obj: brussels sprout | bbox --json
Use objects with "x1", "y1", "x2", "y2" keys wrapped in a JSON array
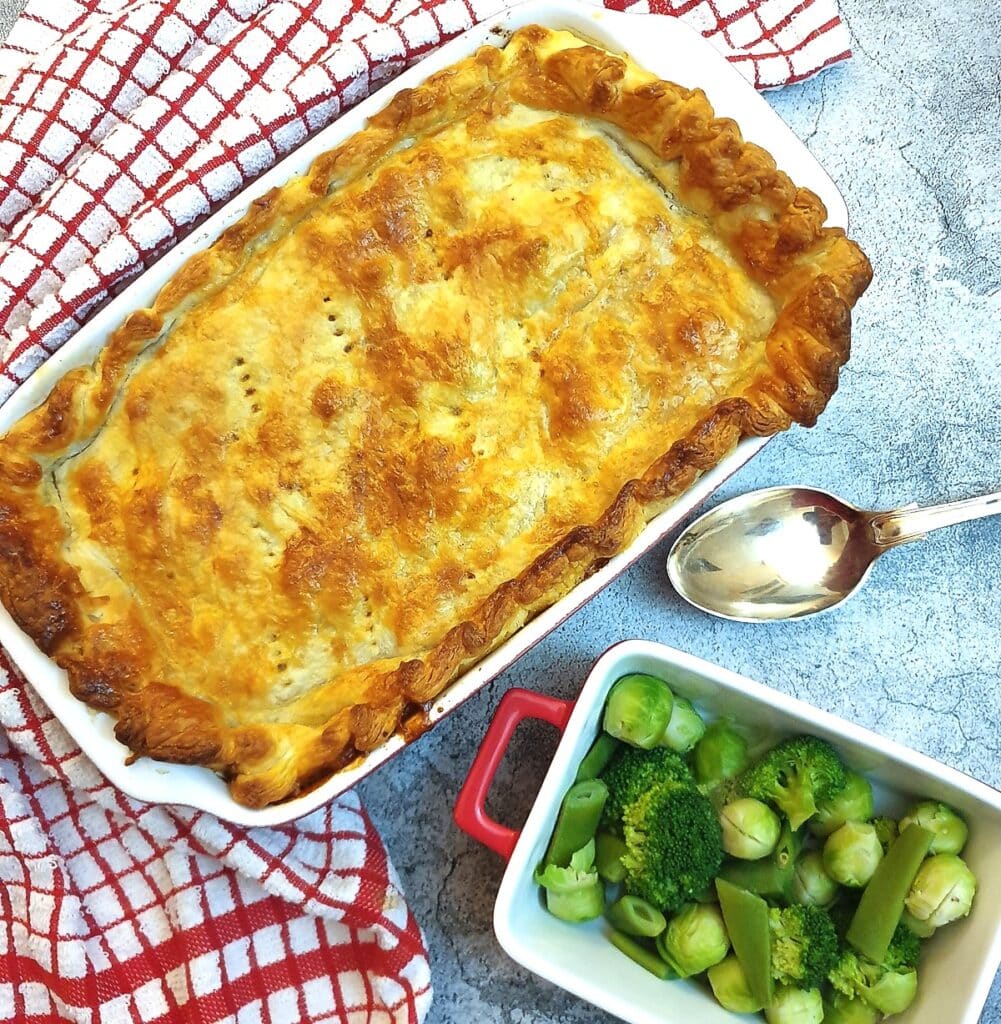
[
  {"x1": 823, "y1": 992, "x2": 879, "y2": 1024},
  {"x1": 808, "y1": 771, "x2": 874, "y2": 838},
  {"x1": 719, "y1": 798, "x2": 782, "y2": 860},
  {"x1": 765, "y1": 986, "x2": 824, "y2": 1024},
  {"x1": 694, "y1": 721, "x2": 748, "y2": 788},
  {"x1": 792, "y1": 850, "x2": 839, "y2": 908},
  {"x1": 899, "y1": 800, "x2": 969, "y2": 855},
  {"x1": 900, "y1": 908, "x2": 936, "y2": 938},
  {"x1": 658, "y1": 902, "x2": 730, "y2": 978},
  {"x1": 823, "y1": 822, "x2": 884, "y2": 888},
  {"x1": 660, "y1": 696, "x2": 706, "y2": 753},
  {"x1": 905, "y1": 853, "x2": 977, "y2": 927},
  {"x1": 603, "y1": 674, "x2": 673, "y2": 749},
  {"x1": 707, "y1": 955, "x2": 763, "y2": 1014},
  {"x1": 862, "y1": 966, "x2": 918, "y2": 1015}
]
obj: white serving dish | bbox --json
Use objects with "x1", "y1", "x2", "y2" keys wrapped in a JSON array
[
  {"x1": 454, "y1": 639, "x2": 1001, "y2": 1024},
  {"x1": 0, "y1": 0, "x2": 851, "y2": 825}
]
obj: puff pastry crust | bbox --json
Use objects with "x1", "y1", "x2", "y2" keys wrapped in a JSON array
[{"x1": 0, "y1": 26, "x2": 871, "y2": 806}]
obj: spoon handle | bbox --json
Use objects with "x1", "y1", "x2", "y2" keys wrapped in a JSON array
[{"x1": 870, "y1": 491, "x2": 1001, "y2": 546}]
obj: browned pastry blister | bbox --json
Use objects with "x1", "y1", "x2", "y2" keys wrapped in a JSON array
[{"x1": 0, "y1": 26, "x2": 871, "y2": 806}]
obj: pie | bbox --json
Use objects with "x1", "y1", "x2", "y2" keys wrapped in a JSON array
[{"x1": 0, "y1": 26, "x2": 872, "y2": 807}]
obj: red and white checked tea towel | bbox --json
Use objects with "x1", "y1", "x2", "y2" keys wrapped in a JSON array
[{"x1": 0, "y1": 0, "x2": 852, "y2": 1021}]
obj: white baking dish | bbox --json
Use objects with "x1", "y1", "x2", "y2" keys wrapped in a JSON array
[
  {"x1": 0, "y1": 0, "x2": 851, "y2": 825},
  {"x1": 454, "y1": 640, "x2": 1001, "y2": 1024}
]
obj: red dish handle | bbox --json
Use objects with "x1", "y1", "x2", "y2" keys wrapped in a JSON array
[{"x1": 454, "y1": 688, "x2": 574, "y2": 860}]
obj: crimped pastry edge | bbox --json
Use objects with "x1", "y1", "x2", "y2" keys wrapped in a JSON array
[{"x1": 0, "y1": 25, "x2": 872, "y2": 807}]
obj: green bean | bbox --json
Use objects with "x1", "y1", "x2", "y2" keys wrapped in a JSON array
[
  {"x1": 544, "y1": 779, "x2": 609, "y2": 867},
  {"x1": 846, "y1": 823, "x2": 934, "y2": 962},
  {"x1": 608, "y1": 929, "x2": 674, "y2": 979},
  {"x1": 716, "y1": 878, "x2": 773, "y2": 1009},
  {"x1": 595, "y1": 831, "x2": 628, "y2": 884},
  {"x1": 575, "y1": 733, "x2": 620, "y2": 782},
  {"x1": 718, "y1": 857, "x2": 793, "y2": 900},
  {"x1": 607, "y1": 895, "x2": 667, "y2": 938}
]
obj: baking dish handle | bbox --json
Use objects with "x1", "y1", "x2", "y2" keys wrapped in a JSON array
[{"x1": 453, "y1": 688, "x2": 574, "y2": 860}]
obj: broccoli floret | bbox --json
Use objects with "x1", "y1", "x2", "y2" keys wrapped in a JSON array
[
  {"x1": 828, "y1": 924, "x2": 921, "y2": 1016},
  {"x1": 741, "y1": 735, "x2": 848, "y2": 830},
  {"x1": 600, "y1": 746, "x2": 693, "y2": 833},
  {"x1": 769, "y1": 905, "x2": 840, "y2": 990},
  {"x1": 620, "y1": 780, "x2": 722, "y2": 913},
  {"x1": 883, "y1": 922, "x2": 921, "y2": 971}
]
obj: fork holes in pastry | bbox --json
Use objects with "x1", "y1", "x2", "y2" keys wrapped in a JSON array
[
  {"x1": 235, "y1": 356, "x2": 245, "y2": 366},
  {"x1": 343, "y1": 343, "x2": 353, "y2": 353},
  {"x1": 240, "y1": 373, "x2": 250, "y2": 382}
]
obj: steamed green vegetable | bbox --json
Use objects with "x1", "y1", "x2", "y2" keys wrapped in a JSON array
[
  {"x1": 900, "y1": 909, "x2": 936, "y2": 938},
  {"x1": 720, "y1": 798, "x2": 782, "y2": 860},
  {"x1": 575, "y1": 733, "x2": 620, "y2": 783},
  {"x1": 621, "y1": 781, "x2": 723, "y2": 914},
  {"x1": 792, "y1": 851, "x2": 839, "y2": 908},
  {"x1": 544, "y1": 779, "x2": 608, "y2": 868},
  {"x1": 720, "y1": 822, "x2": 804, "y2": 900},
  {"x1": 603, "y1": 673, "x2": 674, "y2": 749},
  {"x1": 741, "y1": 735, "x2": 848, "y2": 830},
  {"x1": 599, "y1": 746, "x2": 693, "y2": 834},
  {"x1": 660, "y1": 696, "x2": 706, "y2": 753},
  {"x1": 694, "y1": 721, "x2": 748, "y2": 789},
  {"x1": 899, "y1": 800, "x2": 968, "y2": 855},
  {"x1": 608, "y1": 929, "x2": 674, "y2": 979},
  {"x1": 872, "y1": 815, "x2": 899, "y2": 853},
  {"x1": 823, "y1": 822, "x2": 883, "y2": 888},
  {"x1": 769, "y1": 905, "x2": 839, "y2": 991},
  {"x1": 657, "y1": 902, "x2": 729, "y2": 977},
  {"x1": 534, "y1": 674, "x2": 980, "y2": 1024},
  {"x1": 607, "y1": 895, "x2": 666, "y2": 938},
  {"x1": 905, "y1": 853, "x2": 977, "y2": 928},
  {"x1": 823, "y1": 992, "x2": 880, "y2": 1024},
  {"x1": 847, "y1": 822, "x2": 933, "y2": 961},
  {"x1": 716, "y1": 878, "x2": 772, "y2": 1008},
  {"x1": 534, "y1": 840, "x2": 604, "y2": 922},
  {"x1": 765, "y1": 985, "x2": 824, "y2": 1024},
  {"x1": 829, "y1": 924, "x2": 921, "y2": 1017},
  {"x1": 595, "y1": 832, "x2": 628, "y2": 884},
  {"x1": 808, "y1": 771, "x2": 874, "y2": 838},
  {"x1": 709, "y1": 955, "x2": 764, "y2": 1014}
]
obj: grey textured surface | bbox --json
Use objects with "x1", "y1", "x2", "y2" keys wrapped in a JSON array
[
  {"x1": 0, "y1": 0, "x2": 25, "y2": 48},
  {"x1": 354, "y1": 1, "x2": 1001, "y2": 1022}
]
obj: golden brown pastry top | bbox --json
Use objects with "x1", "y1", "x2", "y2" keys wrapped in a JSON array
[{"x1": 0, "y1": 26, "x2": 871, "y2": 806}]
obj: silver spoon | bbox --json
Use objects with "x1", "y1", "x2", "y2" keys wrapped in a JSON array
[{"x1": 667, "y1": 486, "x2": 1001, "y2": 622}]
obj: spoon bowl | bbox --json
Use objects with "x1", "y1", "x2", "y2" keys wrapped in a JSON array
[{"x1": 667, "y1": 485, "x2": 1001, "y2": 622}]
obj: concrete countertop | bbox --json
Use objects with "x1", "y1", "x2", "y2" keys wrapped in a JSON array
[{"x1": 356, "y1": 1, "x2": 1001, "y2": 1021}]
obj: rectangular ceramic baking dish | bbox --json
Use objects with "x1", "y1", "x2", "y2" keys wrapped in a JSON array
[
  {"x1": 0, "y1": 0, "x2": 851, "y2": 826},
  {"x1": 454, "y1": 640, "x2": 1001, "y2": 1024}
]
